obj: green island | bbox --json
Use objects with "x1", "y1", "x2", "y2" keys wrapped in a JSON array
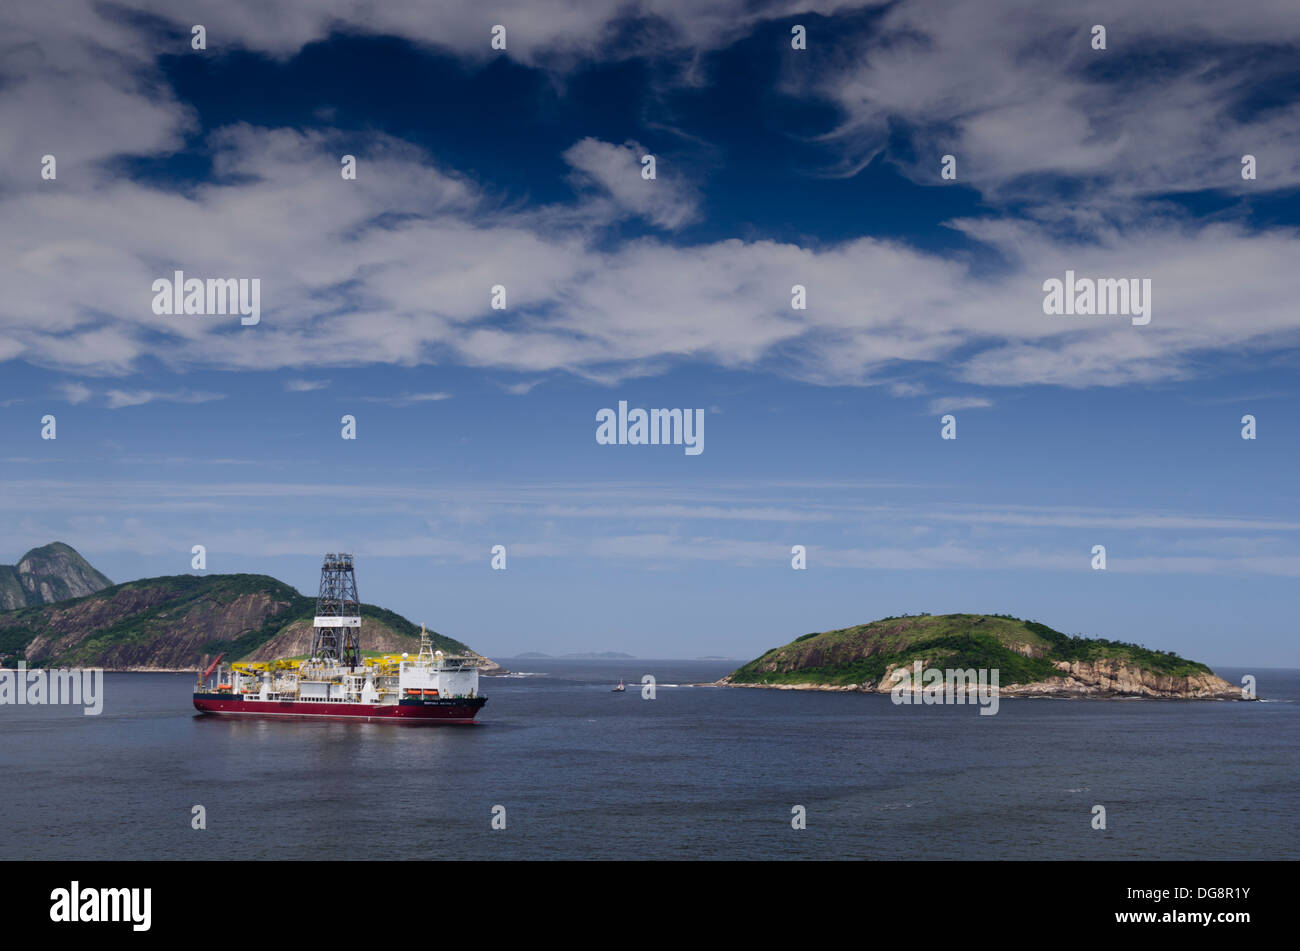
[{"x1": 724, "y1": 613, "x2": 1245, "y2": 699}]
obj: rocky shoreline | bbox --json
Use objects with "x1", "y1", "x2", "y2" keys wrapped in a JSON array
[
  {"x1": 717, "y1": 658, "x2": 1251, "y2": 700},
  {"x1": 8, "y1": 654, "x2": 509, "y2": 676}
]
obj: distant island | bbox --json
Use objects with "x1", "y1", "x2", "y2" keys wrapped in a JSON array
[
  {"x1": 0, "y1": 542, "x2": 503, "y2": 674},
  {"x1": 511, "y1": 651, "x2": 636, "y2": 659},
  {"x1": 721, "y1": 613, "x2": 1248, "y2": 700}
]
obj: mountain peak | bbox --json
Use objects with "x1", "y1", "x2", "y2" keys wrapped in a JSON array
[
  {"x1": 20, "y1": 540, "x2": 77, "y2": 558},
  {"x1": 1, "y1": 542, "x2": 113, "y2": 611}
]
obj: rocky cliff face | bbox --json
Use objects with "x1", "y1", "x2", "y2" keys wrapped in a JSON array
[
  {"x1": 722, "y1": 658, "x2": 1245, "y2": 700},
  {"x1": 996, "y1": 659, "x2": 1243, "y2": 699},
  {"x1": 16, "y1": 580, "x2": 299, "y2": 670},
  {"x1": 0, "y1": 542, "x2": 112, "y2": 610}
]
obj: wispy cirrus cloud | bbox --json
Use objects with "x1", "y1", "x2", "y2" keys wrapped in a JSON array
[
  {"x1": 809, "y1": 0, "x2": 1300, "y2": 202},
  {"x1": 501, "y1": 380, "x2": 545, "y2": 395},
  {"x1": 928, "y1": 396, "x2": 992, "y2": 414},
  {"x1": 357, "y1": 391, "x2": 453, "y2": 406},
  {"x1": 104, "y1": 389, "x2": 225, "y2": 409}
]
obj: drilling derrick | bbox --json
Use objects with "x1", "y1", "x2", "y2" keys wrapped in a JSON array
[{"x1": 311, "y1": 553, "x2": 361, "y2": 669}]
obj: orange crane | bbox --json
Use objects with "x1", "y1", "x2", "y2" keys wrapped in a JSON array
[{"x1": 198, "y1": 653, "x2": 224, "y2": 687}]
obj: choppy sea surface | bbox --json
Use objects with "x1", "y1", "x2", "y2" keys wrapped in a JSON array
[{"x1": 1, "y1": 661, "x2": 1295, "y2": 860}]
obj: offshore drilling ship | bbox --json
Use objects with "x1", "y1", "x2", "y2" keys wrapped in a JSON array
[{"x1": 192, "y1": 554, "x2": 487, "y2": 723}]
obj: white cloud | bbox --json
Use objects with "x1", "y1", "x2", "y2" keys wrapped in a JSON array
[
  {"x1": 563, "y1": 137, "x2": 701, "y2": 229},
  {"x1": 0, "y1": 3, "x2": 193, "y2": 193},
  {"x1": 928, "y1": 396, "x2": 992, "y2": 414},
  {"x1": 114, "y1": 0, "x2": 868, "y2": 67},
  {"x1": 810, "y1": 0, "x2": 1300, "y2": 201},
  {"x1": 104, "y1": 389, "x2": 226, "y2": 409},
  {"x1": 889, "y1": 382, "x2": 927, "y2": 398},
  {"x1": 284, "y1": 379, "x2": 329, "y2": 392},
  {"x1": 357, "y1": 392, "x2": 453, "y2": 406},
  {"x1": 502, "y1": 380, "x2": 545, "y2": 395},
  {"x1": 56, "y1": 382, "x2": 93, "y2": 404},
  {"x1": 3, "y1": 124, "x2": 1299, "y2": 390},
  {"x1": 2, "y1": 2, "x2": 1300, "y2": 394}
]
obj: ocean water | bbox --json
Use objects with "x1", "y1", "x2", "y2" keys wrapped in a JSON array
[{"x1": 1, "y1": 661, "x2": 1295, "y2": 860}]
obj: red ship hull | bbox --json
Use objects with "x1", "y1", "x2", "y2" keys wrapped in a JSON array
[{"x1": 193, "y1": 693, "x2": 486, "y2": 723}]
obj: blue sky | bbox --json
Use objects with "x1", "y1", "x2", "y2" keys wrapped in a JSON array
[{"x1": 2, "y1": 1, "x2": 1299, "y2": 666}]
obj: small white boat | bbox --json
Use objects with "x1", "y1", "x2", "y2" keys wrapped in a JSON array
[{"x1": 612, "y1": 679, "x2": 626, "y2": 692}]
